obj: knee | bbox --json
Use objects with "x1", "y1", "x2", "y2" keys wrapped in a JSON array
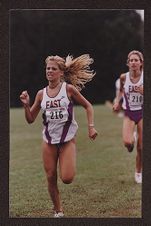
[
  {"x1": 123, "y1": 140, "x2": 135, "y2": 152},
  {"x1": 123, "y1": 136, "x2": 134, "y2": 147},
  {"x1": 61, "y1": 175, "x2": 75, "y2": 184},
  {"x1": 123, "y1": 139, "x2": 133, "y2": 148},
  {"x1": 62, "y1": 178, "x2": 73, "y2": 184}
]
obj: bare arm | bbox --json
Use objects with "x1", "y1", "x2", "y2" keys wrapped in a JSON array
[
  {"x1": 20, "y1": 90, "x2": 42, "y2": 123},
  {"x1": 67, "y1": 84, "x2": 98, "y2": 140},
  {"x1": 113, "y1": 74, "x2": 125, "y2": 112}
]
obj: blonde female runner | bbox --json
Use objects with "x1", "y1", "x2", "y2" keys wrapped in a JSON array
[{"x1": 20, "y1": 54, "x2": 98, "y2": 217}]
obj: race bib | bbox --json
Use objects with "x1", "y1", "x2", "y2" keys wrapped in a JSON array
[
  {"x1": 129, "y1": 93, "x2": 143, "y2": 107},
  {"x1": 46, "y1": 107, "x2": 68, "y2": 122}
]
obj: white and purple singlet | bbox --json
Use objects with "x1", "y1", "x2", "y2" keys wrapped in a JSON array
[
  {"x1": 122, "y1": 71, "x2": 143, "y2": 111},
  {"x1": 41, "y1": 82, "x2": 78, "y2": 144},
  {"x1": 122, "y1": 71, "x2": 143, "y2": 124}
]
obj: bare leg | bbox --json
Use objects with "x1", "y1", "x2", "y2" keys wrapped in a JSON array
[
  {"x1": 42, "y1": 141, "x2": 62, "y2": 212},
  {"x1": 122, "y1": 116, "x2": 135, "y2": 152},
  {"x1": 59, "y1": 138, "x2": 76, "y2": 184},
  {"x1": 136, "y1": 119, "x2": 143, "y2": 173}
]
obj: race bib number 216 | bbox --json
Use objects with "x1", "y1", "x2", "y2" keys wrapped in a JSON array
[{"x1": 46, "y1": 107, "x2": 68, "y2": 121}]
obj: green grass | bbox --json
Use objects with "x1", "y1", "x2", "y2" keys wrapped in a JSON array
[{"x1": 9, "y1": 105, "x2": 141, "y2": 218}]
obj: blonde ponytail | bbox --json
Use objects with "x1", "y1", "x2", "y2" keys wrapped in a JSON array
[
  {"x1": 64, "y1": 54, "x2": 96, "y2": 91},
  {"x1": 45, "y1": 54, "x2": 96, "y2": 91}
]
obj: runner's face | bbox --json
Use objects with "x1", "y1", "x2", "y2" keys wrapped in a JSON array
[
  {"x1": 46, "y1": 61, "x2": 63, "y2": 82},
  {"x1": 128, "y1": 54, "x2": 142, "y2": 71}
]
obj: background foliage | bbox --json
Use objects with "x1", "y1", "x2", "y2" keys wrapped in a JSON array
[{"x1": 10, "y1": 10, "x2": 143, "y2": 107}]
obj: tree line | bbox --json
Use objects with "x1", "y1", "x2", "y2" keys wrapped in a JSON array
[{"x1": 10, "y1": 9, "x2": 143, "y2": 107}]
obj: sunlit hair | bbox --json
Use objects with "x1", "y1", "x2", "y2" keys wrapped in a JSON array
[
  {"x1": 127, "y1": 50, "x2": 144, "y2": 70},
  {"x1": 45, "y1": 54, "x2": 96, "y2": 91}
]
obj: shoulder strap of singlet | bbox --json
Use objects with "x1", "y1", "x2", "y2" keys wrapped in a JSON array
[
  {"x1": 124, "y1": 72, "x2": 129, "y2": 85},
  {"x1": 59, "y1": 82, "x2": 67, "y2": 95},
  {"x1": 141, "y1": 70, "x2": 143, "y2": 79},
  {"x1": 42, "y1": 87, "x2": 47, "y2": 100}
]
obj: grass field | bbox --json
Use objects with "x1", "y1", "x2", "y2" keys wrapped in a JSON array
[{"x1": 9, "y1": 105, "x2": 142, "y2": 218}]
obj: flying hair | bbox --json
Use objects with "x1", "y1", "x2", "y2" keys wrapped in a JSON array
[{"x1": 45, "y1": 54, "x2": 96, "y2": 91}]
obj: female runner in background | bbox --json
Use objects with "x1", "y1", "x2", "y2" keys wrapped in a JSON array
[{"x1": 113, "y1": 50, "x2": 143, "y2": 184}]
